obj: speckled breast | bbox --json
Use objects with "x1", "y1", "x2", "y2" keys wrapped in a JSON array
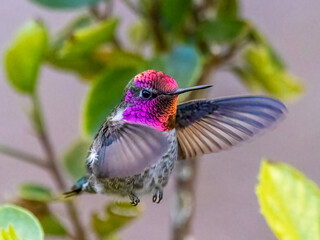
[{"x1": 88, "y1": 129, "x2": 178, "y2": 196}]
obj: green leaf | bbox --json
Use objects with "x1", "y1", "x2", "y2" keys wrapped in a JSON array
[
  {"x1": 4, "y1": 20, "x2": 47, "y2": 94},
  {"x1": 0, "y1": 225, "x2": 19, "y2": 240},
  {"x1": 83, "y1": 68, "x2": 137, "y2": 136},
  {"x1": 160, "y1": 0, "x2": 192, "y2": 30},
  {"x1": 92, "y1": 202, "x2": 142, "y2": 238},
  {"x1": 147, "y1": 45, "x2": 203, "y2": 89},
  {"x1": 58, "y1": 18, "x2": 118, "y2": 58},
  {"x1": 217, "y1": 0, "x2": 239, "y2": 19},
  {"x1": 30, "y1": 0, "x2": 106, "y2": 9},
  {"x1": 249, "y1": 27, "x2": 286, "y2": 70},
  {"x1": 235, "y1": 44, "x2": 303, "y2": 101},
  {"x1": 198, "y1": 19, "x2": 249, "y2": 44},
  {"x1": 40, "y1": 214, "x2": 67, "y2": 236},
  {"x1": 257, "y1": 160, "x2": 320, "y2": 240},
  {"x1": 0, "y1": 204, "x2": 43, "y2": 240},
  {"x1": 18, "y1": 184, "x2": 52, "y2": 202},
  {"x1": 63, "y1": 138, "x2": 92, "y2": 181}
]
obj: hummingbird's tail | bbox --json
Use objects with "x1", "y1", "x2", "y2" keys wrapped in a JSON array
[{"x1": 63, "y1": 176, "x2": 88, "y2": 198}]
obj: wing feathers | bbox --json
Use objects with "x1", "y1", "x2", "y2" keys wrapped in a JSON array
[{"x1": 176, "y1": 96, "x2": 286, "y2": 159}]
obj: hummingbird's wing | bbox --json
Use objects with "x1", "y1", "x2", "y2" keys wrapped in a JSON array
[
  {"x1": 175, "y1": 96, "x2": 286, "y2": 159},
  {"x1": 89, "y1": 122, "x2": 170, "y2": 178}
]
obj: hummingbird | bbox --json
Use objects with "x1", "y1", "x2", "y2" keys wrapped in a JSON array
[{"x1": 65, "y1": 70, "x2": 286, "y2": 205}]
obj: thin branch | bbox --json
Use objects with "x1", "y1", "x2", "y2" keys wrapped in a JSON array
[
  {"x1": 148, "y1": 0, "x2": 168, "y2": 52},
  {"x1": 171, "y1": 42, "x2": 244, "y2": 240},
  {"x1": 0, "y1": 144, "x2": 47, "y2": 169},
  {"x1": 31, "y1": 93, "x2": 86, "y2": 240}
]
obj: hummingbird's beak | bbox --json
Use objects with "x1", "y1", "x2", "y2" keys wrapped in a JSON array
[{"x1": 165, "y1": 85, "x2": 213, "y2": 96}]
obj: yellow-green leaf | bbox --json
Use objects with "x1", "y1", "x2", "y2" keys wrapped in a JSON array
[
  {"x1": 58, "y1": 18, "x2": 118, "y2": 58},
  {"x1": 257, "y1": 160, "x2": 320, "y2": 240},
  {"x1": 0, "y1": 225, "x2": 19, "y2": 240},
  {"x1": 0, "y1": 204, "x2": 43, "y2": 240},
  {"x1": 18, "y1": 184, "x2": 52, "y2": 202},
  {"x1": 92, "y1": 202, "x2": 142, "y2": 238},
  {"x1": 236, "y1": 44, "x2": 303, "y2": 101},
  {"x1": 4, "y1": 20, "x2": 48, "y2": 94},
  {"x1": 217, "y1": 0, "x2": 239, "y2": 19}
]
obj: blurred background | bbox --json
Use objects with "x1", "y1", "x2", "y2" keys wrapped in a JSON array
[{"x1": 0, "y1": 0, "x2": 319, "y2": 240}]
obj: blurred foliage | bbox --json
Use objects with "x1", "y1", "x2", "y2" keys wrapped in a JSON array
[
  {"x1": 92, "y1": 202, "x2": 142, "y2": 239},
  {"x1": 1, "y1": 0, "x2": 306, "y2": 239},
  {"x1": 257, "y1": 160, "x2": 320, "y2": 240},
  {"x1": 0, "y1": 204, "x2": 44, "y2": 240}
]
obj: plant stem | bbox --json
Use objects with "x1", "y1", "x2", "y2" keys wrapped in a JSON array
[
  {"x1": 0, "y1": 144, "x2": 47, "y2": 169},
  {"x1": 31, "y1": 93, "x2": 86, "y2": 240},
  {"x1": 170, "y1": 44, "x2": 242, "y2": 240}
]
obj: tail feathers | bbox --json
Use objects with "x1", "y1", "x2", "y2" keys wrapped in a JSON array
[
  {"x1": 63, "y1": 187, "x2": 82, "y2": 198},
  {"x1": 63, "y1": 176, "x2": 88, "y2": 198}
]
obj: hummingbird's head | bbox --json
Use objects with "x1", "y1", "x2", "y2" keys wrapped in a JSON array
[{"x1": 121, "y1": 70, "x2": 211, "y2": 131}]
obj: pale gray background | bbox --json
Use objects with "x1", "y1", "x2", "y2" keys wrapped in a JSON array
[{"x1": 0, "y1": 1, "x2": 319, "y2": 240}]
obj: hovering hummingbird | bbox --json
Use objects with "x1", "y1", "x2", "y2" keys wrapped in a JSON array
[{"x1": 65, "y1": 70, "x2": 286, "y2": 205}]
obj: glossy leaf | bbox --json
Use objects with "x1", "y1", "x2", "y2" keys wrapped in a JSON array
[
  {"x1": 161, "y1": 0, "x2": 192, "y2": 30},
  {"x1": 83, "y1": 68, "x2": 137, "y2": 136},
  {"x1": 58, "y1": 18, "x2": 118, "y2": 58},
  {"x1": 63, "y1": 138, "x2": 92, "y2": 181},
  {"x1": 18, "y1": 184, "x2": 52, "y2": 202},
  {"x1": 40, "y1": 214, "x2": 67, "y2": 236},
  {"x1": 4, "y1": 20, "x2": 47, "y2": 94},
  {"x1": 257, "y1": 160, "x2": 320, "y2": 240},
  {"x1": 92, "y1": 202, "x2": 142, "y2": 238},
  {"x1": 198, "y1": 19, "x2": 249, "y2": 44},
  {"x1": 235, "y1": 44, "x2": 303, "y2": 101},
  {"x1": 0, "y1": 204, "x2": 43, "y2": 240},
  {"x1": 0, "y1": 225, "x2": 19, "y2": 240},
  {"x1": 147, "y1": 45, "x2": 202, "y2": 89},
  {"x1": 217, "y1": 0, "x2": 239, "y2": 19},
  {"x1": 30, "y1": 0, "x2": 106, "y2": 9}
]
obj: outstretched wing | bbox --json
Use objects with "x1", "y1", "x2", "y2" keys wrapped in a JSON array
[
  {"x1": 175, "y1": 96, "x2": 287, "y2": 159},
  {"x1": 88, "y1": 122, "x2": 170, "y2": 178}
]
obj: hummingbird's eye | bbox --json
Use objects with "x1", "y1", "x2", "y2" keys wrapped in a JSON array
[{"x1": 141, "y1": 90, "x2": 151, "y2": 99}]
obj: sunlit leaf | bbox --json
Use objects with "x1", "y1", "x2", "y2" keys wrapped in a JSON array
[
  {"x1": 40, "y1": 214, "x2": 67, "y2": 236},
  {"x1": 12, "y1": 199, "x2": 66, "y2": 237},
  {"x1": 235, "y1": 44, "x2": 303, "y2": 101},
  {"x1": 58, "y1": 18, "x2": 118, "y2": 58},
  {"x1": 63, "y1": 138, "x2": 92, "y2": 181},
  {"x1": 30, "y1": 0, "x2": 106, "y2": 9},
  {"x1": 4, "y1": 20, "x2": 47, "y2": 94},
  {"x1": 0, "y1": 225, "x2": 19, "y2": 240},
  {"x1": 83, "y1": 68, "x2": 137, "y2": 136},
  {"x1": 18, "y1": 184, "x2": 52, "y2": 202},
  {"x1": 198, "y1": 19, "x2": 249, "y2": 44},
  {"x1": 257, "y1": 160, "x2": 320, "y2": 240},
  {"x1": 161, "y1": 0, "x2": 192, "y2": 30},
  {"x1": 0, "y1": 204, "x2": 43, "y2": 240},
  {"x1": 217, "y1": 0, "x2": 239, "y2": 19},
  {"x1": 147, "y1": 45, "x2": 203, "y2": 89},
  {"x1": 249, "y1": 27, "x2": 285, "y2": 70},
  {"x1": 92, "y1": 202, "x2": 142, "y2": 238}
]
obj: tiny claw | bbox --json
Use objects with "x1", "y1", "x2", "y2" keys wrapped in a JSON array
[
  {"x1": 157, "y1": 191, "x2": 163, "y2": 204},
  {"x1": 152, "y1": 194, "x2": 157, "y2": 203}
]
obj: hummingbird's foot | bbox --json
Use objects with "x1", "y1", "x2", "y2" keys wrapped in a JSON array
[
  {"x1": 129, "y1": 193, "x2": 140, "y2": 206},
  {"x1": 152, "y1": 189, "x2": 163, "y2": 204}
]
